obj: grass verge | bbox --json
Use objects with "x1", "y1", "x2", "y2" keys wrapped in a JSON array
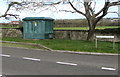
[
  {"x1": 1, "y1": 42, "x2": 46, "y2": 50},
  {"x1": 2, "y1": 37, "x2": 120, "y2": 54}
]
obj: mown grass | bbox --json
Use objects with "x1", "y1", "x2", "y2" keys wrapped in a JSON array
[
  {"x1": 1, "y1": 42, "x2": 40, "y2": 49},
  {"x1": 2, "y1": 37, "x2": 119, "y2": 54},
  {"x1": 1, "y1": 41, "x2": 46, "y2": 50},
  {"x1": 0, "y1": 26, "x2": 21, "y2": 28},
  {"x1": 0, "y1": 26, "x2": 119, "y2": 30},
  {"x1": 54, "y1": 26, "x2": 119, "y2": 30}
]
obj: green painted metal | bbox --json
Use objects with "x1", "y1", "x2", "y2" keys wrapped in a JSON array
[
  {"x1": 23, "y1": 17, "x2": 54, "y2": 39},
  {"x1": 23, "y1": 17, "x2": 54, "y2": 21}
]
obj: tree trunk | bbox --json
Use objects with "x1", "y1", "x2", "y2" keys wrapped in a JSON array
[
  {"x1": 87, "y1": 20, "x2": 97, "y2": 41},
  {"x1": 87, "y1": 27, "x2": 95, "y2": 41}
]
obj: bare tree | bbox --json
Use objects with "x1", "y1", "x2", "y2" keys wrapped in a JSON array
[{"x1": 57, "y1": 0, "x2": 120, "y2": 41}]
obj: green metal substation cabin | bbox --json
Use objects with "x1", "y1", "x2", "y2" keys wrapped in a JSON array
[{"x1": 23, "y1": 17, "x2": 54, "y2": 39}]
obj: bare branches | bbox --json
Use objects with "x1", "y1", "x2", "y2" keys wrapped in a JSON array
[
  {"x1": 0, "y1": 2, "x2": 20, "y2": 18},
  {"x1": 1, "y1": 0, "x2": 120, "y2": 20},
  {"x1": 95, "y1": 1, "x2": 120, "y2": 22},
  {"x1": 95, "y1": 1, "x2": 120, "y2": 17},
  {"x1": 62, "y1": 0, "x2": 120, "y2": 20},
  {"x1": 68, "y1": 0, "x2": 86, "y2": 16},
  {"x1": 84, "y1": 1, "x2": 91, "y2": 18},
  {"x1": 59, "y1": 10, "x2": 76, "y2": 13},
  {"x1": 107, "y1": 11, "x2": 120, "y2": 17},
  {"x1": 95, "y1": 1, "x2": 110, "y2": 17},
  {"x1": 87, "y1": 1, "x2": 96, "y2": 16},
  {"x1": 43, "y1": 1, "x2": 61, "y2": 5},
  {"x1": 109, "y1": 1, "x2": 120, "y2": 6},
  {"x1": 0, "y1": 14, "x2": 19, "y2": 19}
]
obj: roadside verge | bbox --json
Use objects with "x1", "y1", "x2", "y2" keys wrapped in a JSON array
[
  {"x1": 1, "y1": 41, "x2": 52, "y2": 51},
  {"x1": 1, "y1": 41, "x2": 118, "y2": 56}
]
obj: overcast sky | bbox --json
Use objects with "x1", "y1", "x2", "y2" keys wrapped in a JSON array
[{"x1": 0, "y1": 0, "x2": 119, "y2": 22}]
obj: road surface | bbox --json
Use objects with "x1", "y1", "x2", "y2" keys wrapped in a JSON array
[{"x1": 1, "y1": 46, "x2": 119, "y2": 75}]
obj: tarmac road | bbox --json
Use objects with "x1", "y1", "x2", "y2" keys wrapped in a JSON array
[{"x1": 1, "y1": 46, "x2": 119, "y2": 75}]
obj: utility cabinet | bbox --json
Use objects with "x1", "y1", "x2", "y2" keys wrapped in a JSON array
[{"x1": 23, "y1": 17, "x2": 54, "y2": 39}]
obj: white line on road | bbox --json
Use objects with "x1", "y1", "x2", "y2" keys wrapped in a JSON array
[
  {"x1": 0, "y1": 54, "x2": 11, "y2": 57},
  {"x1": 56, "y1": 61, "x2": 77, "y2": 66},
  {"x1": 22, "y1": 57, "x2": 40, "y2": 61},
  {"x1": 101, "y1": 67, "x2": 116, "y2": 71}
]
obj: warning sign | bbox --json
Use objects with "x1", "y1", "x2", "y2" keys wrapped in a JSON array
[{"x1": 34, "y1": 22, "x2": 37, "y2": 26}]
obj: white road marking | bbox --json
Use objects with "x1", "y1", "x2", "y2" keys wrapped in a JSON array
[
  {"x1": 101, "y1": 67, "x2": 116, "y2": 71},
  {"x1": 0, "y1": 54, "x2": 11, "y2": 57},
  {"x1": 56, "y1": 61, "x2": 77, "y2": 66},
  {"x1": 22, "y1": 57, "x2": 40, "y2": 61}
]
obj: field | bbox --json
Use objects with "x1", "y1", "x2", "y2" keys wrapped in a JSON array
[
  {"x1": 0, "y1": 26, "x2": 119, "y2": 30},
  {"x1": 54, "y1": 26, "x2": 119, "y2": 30}
]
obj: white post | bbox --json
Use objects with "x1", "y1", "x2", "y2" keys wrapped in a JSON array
[
  {"x1": 96, "y1": 38, "x2": 97, "y2": 48},
  {"x1": 0, "y1": 45, "x2": 2, "y2": 76},
  {"x1": 113, "y1": 39, "x2": 115, "y2": 49},
  {"x1": 95, "y1": 36, "x2": 115, "y2": 49}
]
